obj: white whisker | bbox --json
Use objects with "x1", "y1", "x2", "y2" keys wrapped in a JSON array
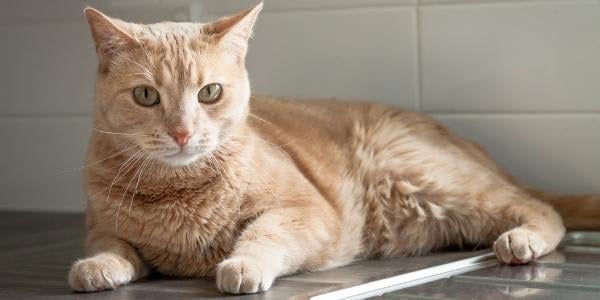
[
  {"x1": 56, "y1": 144, "x2": 139, "y2": 174},
  {"x1": 248, "y1": 112, "x2": 275, "y2": 127},
  {"x1": 105, "y1": 148, "x2": 145, "y2": 204},
  {"x1": 108, "y1": 48, "x2": 154, "y2": 81},
  {"x1": 115, "y1": 153, "x2": 148, "y2": 232},
  {"x1": 95, "y1": 128, "x2": 153, "y2": 137},
  {"x1": 128, "y1": 154, "x2": 153, "y2": 216}
]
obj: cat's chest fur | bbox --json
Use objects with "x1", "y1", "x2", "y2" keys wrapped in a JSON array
[{"x1": 90, "y1": 175, "x2": 246, "y2": 277}]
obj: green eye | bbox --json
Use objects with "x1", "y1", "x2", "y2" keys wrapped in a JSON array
[
  {"x1": 133, "y1": 86, "x2": 160, "y2": 106},
  {"x1": 198, "y1": 83, "x2": 222, "y2": 103}
]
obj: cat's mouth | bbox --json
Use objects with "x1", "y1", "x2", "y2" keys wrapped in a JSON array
[
  {"x1": 151, "y1": 138, "x2": 217, "y2": 167},
  {"x1": 160, "y1": 150, "x2": 202, "y2": 166}
]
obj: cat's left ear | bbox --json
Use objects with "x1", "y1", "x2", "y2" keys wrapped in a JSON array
[
  {"x1": 210, "y1": 2, "x2": 263, "y2": 62},
  {"x1": 84, "y1": 7, "x2": 137, "y2": 67}
]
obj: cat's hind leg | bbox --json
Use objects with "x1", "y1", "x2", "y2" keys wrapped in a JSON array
[
  {"x1": 390, "y1": 178, "x2": 567, "y2": 264},
  {"x1": 354, "y1": 108, "x2": 565, "y2": 264},
  {"x1": 492, "y1": 195, "x2": 565, "y2": 264}
]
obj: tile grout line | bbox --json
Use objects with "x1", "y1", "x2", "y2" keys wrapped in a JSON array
[
  {"x1": 0, "y1": 113, "x2": 93, "y2": 119},
  {"x1": 200, "y1": 0, "x2": 568, "y2": 17},
  {"x1": 418, "y1": 0, "x2": 568, "y2": 6},
  {"x1": 430, "y1": 112, "x2": 600, "y2": 117},
  {"x1": 454, "y1": 275, "x2": 600, "y2": 292},
  {"x1": 414, "y1": 3, "x2": 423, "y2": 112},
  {"x1": 0, "y1": 0, "x2": 573, "y2": 26},
  {"x1": 201, "y1": 3, "x2": 416, "y2": 18}
]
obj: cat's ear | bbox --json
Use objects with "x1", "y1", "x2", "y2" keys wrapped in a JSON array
[
  {"x1": 210, "y1": 2, "x2": 263, "y2": 62},
  {"x1": 84, "y1": 7, "x2": 137, "y2": 66}
]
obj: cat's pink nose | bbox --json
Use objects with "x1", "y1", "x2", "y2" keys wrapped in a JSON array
[{"x1": 169, "y1": 127, "x2": 192, "y2": 146}]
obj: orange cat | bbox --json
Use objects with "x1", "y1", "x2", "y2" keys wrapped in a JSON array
[{"x1": 69, "y1": 3, "x2": 600, "y2": 294}]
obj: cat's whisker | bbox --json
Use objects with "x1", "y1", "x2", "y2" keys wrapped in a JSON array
[
  {"x1": 126, "y1": 72, "x2": 152, "y2": 78},
  {"x1": 108, "y1": 48, "x2": 154, "y2": 81},
  {"x1": 206, "y1": 152, "x2": 239, "y2": 217},
  {"x1": 248, "y1": 113, "x2": 275, "y2": 127},
  {"x1": 226, "y1": 134, "x2": 277, "y2": 148},
  {"x1": 115, "y1": 152, "x2": 149, "y2": 232},
  {"x1": 216, "y1": 155, "x2": 242, "y2": 219},
  {"x1": 95, "y1": 128, "x2": 154, "y2": 137},
  {"x1": 226, "y1": 132, "x2": 308, "y2": 150},
  {"x1": 111, "y1": 152, "x2": 148, "y2": 185},
  {"x1": 105, "y1": 148, "x2": 145, "y2": 204},
  {"x1": 138, "y1": 43, "x2": 155, "y2": 80},
  {"x1": 56, "y1": 144, "x2": 139, "y2": 174},
  {"x1": 88, "y1": 186, "x2": 110, "y2": 202},
  {"x1": 275, "y1": 133, "x2": 311, "y2": 148},
  {"x1": 128, "y1": 154, "x2": 154, "y2": 217},
  {"x1": 94, "y1": 116, "x2": 153, "y2": 137},
  {"x1": 207, "y1": 150, "x2": 229, "y2": 186}
]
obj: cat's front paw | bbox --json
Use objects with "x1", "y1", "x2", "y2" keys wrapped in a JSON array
[
  {"x1": 216, "y1": 256, "x2": 276, "y2": 294},
  {"x1": 68, "y1": 253, "x2": 133, "y2": 292},
  {"x1": 493, "y1": 228, "x2": 547, "y2": 264}
]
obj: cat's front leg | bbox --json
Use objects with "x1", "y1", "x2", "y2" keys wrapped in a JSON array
[
  {"x1": 69, "y1": 232, "x2": 148, "y2": 292},
  {"x1": 216, "y1": 206, "x2": 339, "y2": 294}
]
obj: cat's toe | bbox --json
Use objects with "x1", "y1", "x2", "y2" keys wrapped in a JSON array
[
  {"x1": 493, "y1": 228, "x2": 546, "y2": 264},
  {"x1": 68, "y1": 254, "x2": 133, "y2": 292},
  {"x1": 216, "y1": 256, "x2": 274, "y2": 294}
]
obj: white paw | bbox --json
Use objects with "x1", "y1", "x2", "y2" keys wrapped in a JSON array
[
  {"x1": 68, "y1": 253, "x2": 133, "y2": 292},
  {"x1": 493, "y1": 228, "x2": 547, "y2": 264},
  {"x1": 216, "y1": 256, "x2": 275, "y2": 294}
]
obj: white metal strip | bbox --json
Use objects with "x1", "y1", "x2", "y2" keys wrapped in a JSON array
[{"x1": 311, "y1": 252, "x2": 496, "y2": 300}]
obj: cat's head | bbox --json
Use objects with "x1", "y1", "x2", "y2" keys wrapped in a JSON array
[{"x1": 85, "y1": 3, "x2": 262, "y2": 166}]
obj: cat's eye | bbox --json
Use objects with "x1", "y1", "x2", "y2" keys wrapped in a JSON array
[
  {"x1": 198, "y1": 83, "x2": 222, "y2": 103},
  {"x1": 133, "y1": 86, "x2": 160, "y2": 106}
]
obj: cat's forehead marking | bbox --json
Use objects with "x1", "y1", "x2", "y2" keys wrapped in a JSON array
[{"x1": 136, "y1": 23, "x2": 210, "y2": 99}]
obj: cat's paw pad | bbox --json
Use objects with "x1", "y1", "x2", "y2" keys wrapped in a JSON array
[
  {"x1": 494, "y1": 228, "x2": 547, "y2": 264},
  {"x1": 68, "y1": 254, "x2": 133, "y2": 292},
  {"x1": 216, "y1": 256, "x2": 275, "y2": 294}
]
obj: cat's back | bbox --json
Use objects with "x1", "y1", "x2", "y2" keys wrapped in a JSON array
[
  {"x1": 249, "y1": 95, "x2": 399, "y2": 145},
  {"x1": 249, "y1": 95, "x2": 438, "y2": 151},
  {"x1": 250, "y1": 95, "x2": 366, "y2": 131},
  {"x1": 249, "y1": 95, "x2": 393, "y2": 177}
]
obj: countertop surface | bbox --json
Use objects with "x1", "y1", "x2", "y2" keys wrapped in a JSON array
[
  {"x1": 0, "y1": 211, "x2": 489, "y2": 299},
  {"x1": 3, "y1": 211, "x2": 600, "y2": 300},
  {"x1": 375, "y1": 232, "x2": 600, "y2": 300}
]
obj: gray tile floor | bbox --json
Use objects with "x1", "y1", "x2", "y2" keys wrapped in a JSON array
[
  {"x1": 4, "y1": 212, "x2": 600, "y2": 299},
  {"x1": 375, "y1": 233, "x2": 600, "y2": 300},
  {"x1": 0, "y1": 211, "x2": 488, "y2": 299}
]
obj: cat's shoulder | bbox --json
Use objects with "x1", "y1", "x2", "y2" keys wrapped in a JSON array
[{"x1": 250, "y1": 95, "x2": 411, "y2": 115}]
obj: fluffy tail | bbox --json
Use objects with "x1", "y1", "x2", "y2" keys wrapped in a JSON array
[{"x1": 528, "y1": 189, "x2": 600, "y2": 230}]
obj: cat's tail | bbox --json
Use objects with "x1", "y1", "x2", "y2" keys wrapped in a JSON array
[{"x1": 528, "y1": 188, "x2": 600, "y2": 230}]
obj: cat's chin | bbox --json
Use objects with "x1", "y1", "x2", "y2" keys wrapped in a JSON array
[{"x1": 159, "y1": 152, "x2": 202, "y2": 167}]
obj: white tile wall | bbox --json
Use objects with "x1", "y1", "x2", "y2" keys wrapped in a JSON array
[
  {"x1": 0, "y1": 117, "x2": 91, "y2": 211},
  {"x1": 0, "y1": 0, "x2": 598, "y2": 211},
  {"x1": 245, "y1": 7, "x2": 418, "y2": 107},
  {"x1": 0, "y1": 22, "x2": 96, "y2": 115},
  {"x1": 420, "y1": 0, "x2": 600, "y2": 112},
  {"x1": 435, "y1": 114, "x2": 600, "y2": 194}
]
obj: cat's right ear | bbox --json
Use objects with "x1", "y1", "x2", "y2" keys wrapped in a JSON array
[
  {"x1": 209, "y1": 2, "x2": 263, "y2": 63},
  {"x1": 84, "y1": 7, "x2": 136, "y2": 66}
]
